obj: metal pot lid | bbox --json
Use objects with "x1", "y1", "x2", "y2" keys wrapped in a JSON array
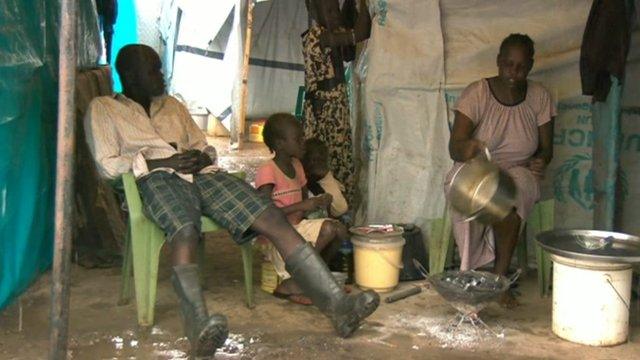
[
  {"x1": 349, "y1": 225, "x2": 404, "y2": 239},
  {"x1": 536, "y1": 229, "x2": 640, "y2": 263}
]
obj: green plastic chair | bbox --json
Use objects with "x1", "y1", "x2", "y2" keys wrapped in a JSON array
[
  {"x1": 428, "y1": 205, "x2": 454, "y2": 275},
  {"x1": 118, "y1": 172, "x2": 254, "y2": 327},
  {"x1": 528, "y1": 199, "x2": 555, "y2": 297},
  {"x1": 429, "y1": 200, "x2": 555, "y2": 297}
]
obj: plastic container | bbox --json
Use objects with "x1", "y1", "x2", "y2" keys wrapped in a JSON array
[
  {"x1": 260, "y1": 261, "x2": 281, "y2": 294},
  {"x1": 190, "y1": 110, "x2": 209, "y2": 131},
  {"x1": 396, "y1": 223, "x2": 428, "y2": 281},
  {"x1": 350, "y1": 226, "x2": 405, "y2": 293},
  {"x1": 249, "y1": 119, "x2": 266, "y2": 142},
  {"x1": 551, "y1": 255, "x2": 632, "y2": 346},
  {"x1": 329, "y1": 239, "x2": 354, "y2": 284}
]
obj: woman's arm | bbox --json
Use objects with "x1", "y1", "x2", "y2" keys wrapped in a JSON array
[
  {"x1": 535, "y1": 119, "x2": 554, "y2": 163},
  {"x1": 448, "y1": 111, "x2": 484, "y2": 162},
  {"x1": 528, "y1": 118, "x2": 555, "y2": 178}
]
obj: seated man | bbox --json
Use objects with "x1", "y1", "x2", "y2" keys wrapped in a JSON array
[{"x1": 84, "y1": 44, "x2": 379, "y2": 357}]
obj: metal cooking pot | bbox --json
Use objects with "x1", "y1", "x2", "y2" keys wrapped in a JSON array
[{"x1": 449, "y1": 149, "x2": 516, "y2": 224}]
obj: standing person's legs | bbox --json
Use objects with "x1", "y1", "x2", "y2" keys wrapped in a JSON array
[
  {"x1": 196, "y1": 172, "x2": 379, "y2": 337},
  {"x1": 303, "y1": 86, "x2": 355, "y2": 203},
  {"x1": 138, "y1": 172, "x2": 227, "y2": 357}
]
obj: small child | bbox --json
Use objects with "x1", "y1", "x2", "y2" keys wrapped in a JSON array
[
  {"x1": 302, "y1": 138, "x2": 349, "y2": 219},
  {"x1": 255, "y1": 113, "x2": 346, "y2": 305}
]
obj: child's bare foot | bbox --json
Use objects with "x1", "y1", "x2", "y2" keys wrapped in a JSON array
[
  {"x1": 273, "y1": 280, "x2": 313, "y2": 305},
  {"x1": 499, "y1": 290, "x2": 520, "y2": 309}
]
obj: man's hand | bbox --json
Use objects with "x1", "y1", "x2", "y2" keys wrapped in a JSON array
[
  {"x1": 195, "y1": 150, "x2": 213, "y2": 170},
  {"x1": 179, "y1": 149, "x2": 214, "y2": 174},
  {"x1": 146, "y1": 151, "x2": 200, "y2": 174},
  {"x1": 528, "y1": 157, "x2": 548, "y2": 180}
]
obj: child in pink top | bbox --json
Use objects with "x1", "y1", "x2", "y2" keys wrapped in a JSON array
[{"x1": 255, "y1": 113, "x2": 348, "y2": 305}]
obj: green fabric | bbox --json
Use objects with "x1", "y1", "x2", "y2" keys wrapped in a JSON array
[
  {"x1": 0, "y1": 0, "x2": 99, "y2": 310},
  {"x1": 591, "y1": 76, "x2": 623, "y2": 230}
]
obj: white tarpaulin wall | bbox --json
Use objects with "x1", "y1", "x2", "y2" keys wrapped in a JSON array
[
  {"x1": 159, "y1": 0, "x2": 308, "y2": 124},
  {"x1": 148, "y1": 0, "x2": 639, "y2": 239},
  {"x1": 355, "y1": 0, "x2": 450, "y2": 237},
  {"x1": 357, "y1": 0, "x2": 640, "y2": 242}
]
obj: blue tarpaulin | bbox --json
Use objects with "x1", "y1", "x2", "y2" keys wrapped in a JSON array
[{"x1": 0, "y1": 0, "x2": 100, "y2": 310}]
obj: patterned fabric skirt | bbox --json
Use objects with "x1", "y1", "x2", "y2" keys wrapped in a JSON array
[{"x1": 303, "y1": 84, "x2": 355, "y2": 203}]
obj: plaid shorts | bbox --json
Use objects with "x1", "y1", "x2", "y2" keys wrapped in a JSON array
[{"x1": 137, "y1": 171, "x2": 271, "y2": 244}]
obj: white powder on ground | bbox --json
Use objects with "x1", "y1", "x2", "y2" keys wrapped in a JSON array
[{"x1": 368, "y1": 312, "x2": 506, "y2": 350}]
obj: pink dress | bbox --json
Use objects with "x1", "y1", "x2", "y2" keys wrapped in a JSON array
[
  {"x1": 255, "y1": 159, "x2": 307, "y2": 225},
  {"x1": 254, "y1": 158, "x2": 327, "y2": 280},
  {"x1": 444, "y1": 79, "x2": 556, "y2": 270}
]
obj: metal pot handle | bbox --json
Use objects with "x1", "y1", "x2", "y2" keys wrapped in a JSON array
[
  {"x1": 508, "y1": 269, "x2": 522, "y2": 285},
  {"x1": 412, "y1": 258, "x2": 429, "y2": 279},
  {"x1": 482, "y1": 147, "x2": 492, "y2": 161},
  {"x1": 604, "y1": 274, "x2": 630, "y2": 312},
  {"x1": 373, "y1": 249, "x2": 403, "y2": 269},
  {"x1": 463, "y1": 209, "x2": 483, "y2": 223}
]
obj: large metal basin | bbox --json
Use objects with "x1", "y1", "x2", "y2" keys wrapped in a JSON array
[
  {"x1": 449, "y1": 154, "x2": 516, "y2": 224},
  {"x1": 536, "y1": 229, "x2": 640, "y2": 263}
]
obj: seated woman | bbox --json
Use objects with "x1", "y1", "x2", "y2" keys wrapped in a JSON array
[{"x1": 445, "y1": 34, "x2": 555, "y2": 307}]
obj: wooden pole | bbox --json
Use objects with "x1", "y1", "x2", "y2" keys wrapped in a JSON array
[
  {"x1": 238, "y1": 0, "x2": 255, "y2": 143},
  {"x1": 50, "y1": 0, "x2": 77, "y2": 358},
  {"x1": 230, "y1": 0, "x2": 255, "y2": 150}
]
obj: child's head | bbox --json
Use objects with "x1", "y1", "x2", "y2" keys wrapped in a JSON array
[
  {"x1": 302, "y1": 138, "x2": 330, "y2": 181},
  {"x1": 262, "y1": 113, "x2": 305, "y2": 158}
]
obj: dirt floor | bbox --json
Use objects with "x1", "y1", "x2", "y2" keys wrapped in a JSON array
[
  {"x1": 1, "y1": 137, "x2": 639, "y2": 359},
  {"x1": 2, "y1": 231, "x2": 639, "y2": 360}
]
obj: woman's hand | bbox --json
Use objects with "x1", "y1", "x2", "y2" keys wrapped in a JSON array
[
  {"x1": 450, "y1": 138, "x2": 485, "y2": 162},
  {"x1": 528, "y1": 157, "x2": 548, "y2": 180},
  {"x1": 460, "y1": 139, "x2": 485, "y2": 161}
]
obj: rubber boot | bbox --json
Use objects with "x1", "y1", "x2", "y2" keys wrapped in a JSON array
[
  {"x1": 285, "y1": 243, "x2": 380, "y2": 337},
  {"x1": 172, "y1": 264, "x2": 228, "y2": 357}
]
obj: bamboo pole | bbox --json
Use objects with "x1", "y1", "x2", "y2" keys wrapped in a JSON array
[{"x1": 50, "y1": 0, "x2": 77, "y2": 358}]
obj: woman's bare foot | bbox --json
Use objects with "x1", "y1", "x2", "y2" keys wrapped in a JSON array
[{"x1": 499, "y1": 290, "x2": 520, "y2": 308}]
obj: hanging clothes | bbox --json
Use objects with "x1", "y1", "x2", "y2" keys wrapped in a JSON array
[
  {"x1": 302, "y1": 24, "x2": 355, "y2": 203},
  {"x1": 580, "y1": 0, "x2": 632, "y2": 102}
]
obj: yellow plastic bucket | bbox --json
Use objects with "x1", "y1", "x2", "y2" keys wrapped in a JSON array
[
  {"x1": 260, "y1": 261, "x2": 281, "y2": 294},
  {"x1": 350, "y1": 226, "x2": 405, "y2": 293}
]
